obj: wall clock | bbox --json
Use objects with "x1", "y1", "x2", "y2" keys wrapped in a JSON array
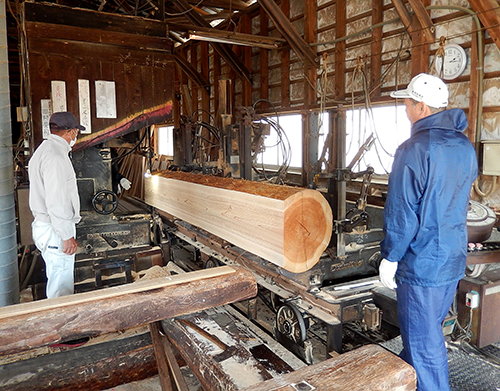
[{"x1": 434, "y1": 43, "x2": 467, "y2": 80}]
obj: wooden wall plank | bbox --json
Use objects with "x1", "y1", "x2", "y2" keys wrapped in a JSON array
[
  {"x1": 25, "y1": 22, "x2": 171, "y2": 51},
  {"x1": 22, "y1": 3, "x2": 174, "y2": 151},
  {"x1": 23, "y1": 2, "x2": 168, "y2": 37}
]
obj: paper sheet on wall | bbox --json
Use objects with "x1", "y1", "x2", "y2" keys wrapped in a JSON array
[
  {"x1": 41, "y1": 99, "x2": 52, "y2": 139},
  {"x1": 51, "y1": 81, "x2": 67, "y2": 113},
  {"x1": 78, "y1": 79, "x2": 92, "y2": 134},
  {"x1": 95, "y1": 80, "x2": 117, "y2": 119}
]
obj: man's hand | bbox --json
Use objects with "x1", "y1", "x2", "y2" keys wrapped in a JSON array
[
  {"x1": 379, "y1": 258, "x2": 398, "y2": 289},
  {"x1": 63, "y1": 237, "x2": 78, "y2": 255}
]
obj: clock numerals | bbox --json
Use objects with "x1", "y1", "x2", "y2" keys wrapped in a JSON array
[{"x1": 434, "y1": 44, "x2": 467, "y2": 80}]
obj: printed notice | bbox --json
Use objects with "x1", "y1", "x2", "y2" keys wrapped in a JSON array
[
  {"x1": 41, "y1": 99, "x2": 52, "y2": 139},
  {"x1": 78, "y1": 79, "x2": 92, "y2": 134},
  {"x1": 51, "y1": 81, "x2": 67, "y2": 113},
  {"x1": 95, "y1": 80, "x2": 117, "y2": 119}
]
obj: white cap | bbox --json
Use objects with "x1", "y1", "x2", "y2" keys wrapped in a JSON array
[{"x1": 390, "y1": 73, "x2": 449, "y2": 108}]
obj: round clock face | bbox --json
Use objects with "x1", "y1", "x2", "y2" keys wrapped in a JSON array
[{"x1": 434, "y1": 44, "x2": 467, "y2": 80}]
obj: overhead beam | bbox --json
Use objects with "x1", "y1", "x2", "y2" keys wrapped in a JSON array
[
  {"x1": 468, "y1": 0, "x2": 500, "y2": 52},
  {"x1": 257, "y1": 0, "x2": 317, "y2": 67},
  {"x1": 174, "y1": 48, "x2": 211, "y2": 92},
  {"x1": 407, "y1": 0, "x2": 435, "y2": 42},
  {"x1": 185, "y1": 0, "x2": 249, "y2": 11},
  {"x1": 172, "y1": 0, "x2": 252, "y2": 84}
]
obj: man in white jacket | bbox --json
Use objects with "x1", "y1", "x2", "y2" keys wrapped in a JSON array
[{"x1": 29, "y1": 112, "x2": 85, "y2": 299}]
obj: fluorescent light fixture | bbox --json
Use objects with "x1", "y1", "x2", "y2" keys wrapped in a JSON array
[{"x1": 188, "y1": 30, "x2": 284, "y2": 50}]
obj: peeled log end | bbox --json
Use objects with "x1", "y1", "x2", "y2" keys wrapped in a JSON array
[{"x1": 283, "y1": 190, "x2": 333, "y2": 273}]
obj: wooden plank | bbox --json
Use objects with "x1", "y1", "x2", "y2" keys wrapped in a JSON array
[
  {"x1": 149, "y1": 321, "x2": 174, "y2": 391},
  {"x1": 163, "y1": 336, "x2": 191, "y2": 391},
  {"x1": 0, "y1": 266, "x2": 257, "y2": 355},
  {"x1": 144, "y1": 172, "x2": 333, "y2": 273},
  {"x1": 241, "y1": 344, "x2": 416, "y2": 391}
]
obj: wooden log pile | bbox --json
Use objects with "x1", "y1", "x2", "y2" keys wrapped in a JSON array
[{"x1": 144, "y1": 172, "x2": 333, "y2": 273}]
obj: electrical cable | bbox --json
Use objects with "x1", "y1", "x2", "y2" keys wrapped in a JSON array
[{"x1": 110, "y1": 127, "x2": 149, "y2": 163}]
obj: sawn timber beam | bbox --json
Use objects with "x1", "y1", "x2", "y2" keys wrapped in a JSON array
[{"x1": 0, "y1": 265, "x2": 257, "y2": 356}]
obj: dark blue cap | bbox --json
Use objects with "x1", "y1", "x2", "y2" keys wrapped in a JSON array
[{"x1": 49, "y1": 112, "x2": 85, "y2": 131}]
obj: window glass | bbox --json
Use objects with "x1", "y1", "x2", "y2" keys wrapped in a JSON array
[
  {"x1": 158, "y1": 125, "x2": 174, "y2": 157},
  {"x1": 256, "y1": 114, "x2": 302, "y2": 169},
  {"x1": 346, "y1": 106, "x2": 411, "y2": 174}
]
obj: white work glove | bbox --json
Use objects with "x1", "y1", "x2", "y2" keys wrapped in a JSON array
[
  {"x1": 120, "y1": 177, "x2": 132, "y2": 191},
  {"x1": 379, "y1": 258, "x2": 398, "y2": 289}
]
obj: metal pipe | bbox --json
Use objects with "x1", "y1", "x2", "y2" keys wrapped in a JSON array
[{"x1": 0, "y1": 0, "x2": 19, "y2": 306}]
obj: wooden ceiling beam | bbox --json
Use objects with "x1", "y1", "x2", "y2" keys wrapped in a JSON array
[
  {"x1": 391, "y1": 0, "x2": 413, "y2": 31},
  {"x1": 468, "y1": 0, "x2": 500, "y2": 52},
  {"x1": 174, "y1": 48, "x2": 211, "y2": 92},
  {"x1": 257, "y1": 0, "x2": 317, "y2": 67},
  {"x1": 185, "y1": 0, "x2": 249, "y2": 11},
  {"x1": 172, "y1": 0, "x2": 252, "y2": 84},
  {"x1": 391, "y1": 0, "x2": 434, "y2": 43},
  {"x1": 407, "y1": 0, "x2": 435, "y2": 42}
]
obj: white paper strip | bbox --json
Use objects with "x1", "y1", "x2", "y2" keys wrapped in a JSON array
[
  {"x1": 51, "y1": 80, "x2": 67, "y2": 113},
  {"x1": 78, "y1": 79, "x2": 92, "y2": 134},
  {"x1": 41, "y1": 99, "x2": 52, "y2": 139},
  {"x1": 95, "y1": 80, "x2": 117, "y2": 119}
]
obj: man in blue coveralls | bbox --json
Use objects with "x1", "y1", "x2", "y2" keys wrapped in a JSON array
[{"x1": 379, "y1": 73, "x2": 477, "y2": 391}]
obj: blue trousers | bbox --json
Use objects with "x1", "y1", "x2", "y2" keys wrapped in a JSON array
[{"x1": 397, "y1": 281, "x2": 458, "y2": 391}]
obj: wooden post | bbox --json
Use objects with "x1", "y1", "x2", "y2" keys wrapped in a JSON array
[
  {"x1": 280, "y1": 0, "x2": 290, "y2": 108},
  {"x1": 335, "y1": 0, "x2": 346, "y2": 100},
  {"x1": 370, "y1": 0, "x2": 383, "y2": 97}
]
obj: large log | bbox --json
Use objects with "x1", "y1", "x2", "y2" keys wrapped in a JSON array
[
  {"x1": 0, "y1": 332, "x2": 157, "y2": 391},
  {"x1": 0, "y1": 266, "x2": 256, "y2": 355},
  {"x1": 144, "y1": 172, "x2": 333, "y2": 273},
  {"x1": 241, "y1": 344, "x2": 416, "y2": 391}
]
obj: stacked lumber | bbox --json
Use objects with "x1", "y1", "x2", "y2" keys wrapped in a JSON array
[{"x1": 144, "y1": 172, "x2": 333, "y2": 273}]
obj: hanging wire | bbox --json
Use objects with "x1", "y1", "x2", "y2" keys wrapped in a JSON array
[
  {"x1": 252, "y1": 99, "x2": 292, "y2": 184},
  {"x1": 165, "y1": 0, "x2": 205, "y2": 16}
]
